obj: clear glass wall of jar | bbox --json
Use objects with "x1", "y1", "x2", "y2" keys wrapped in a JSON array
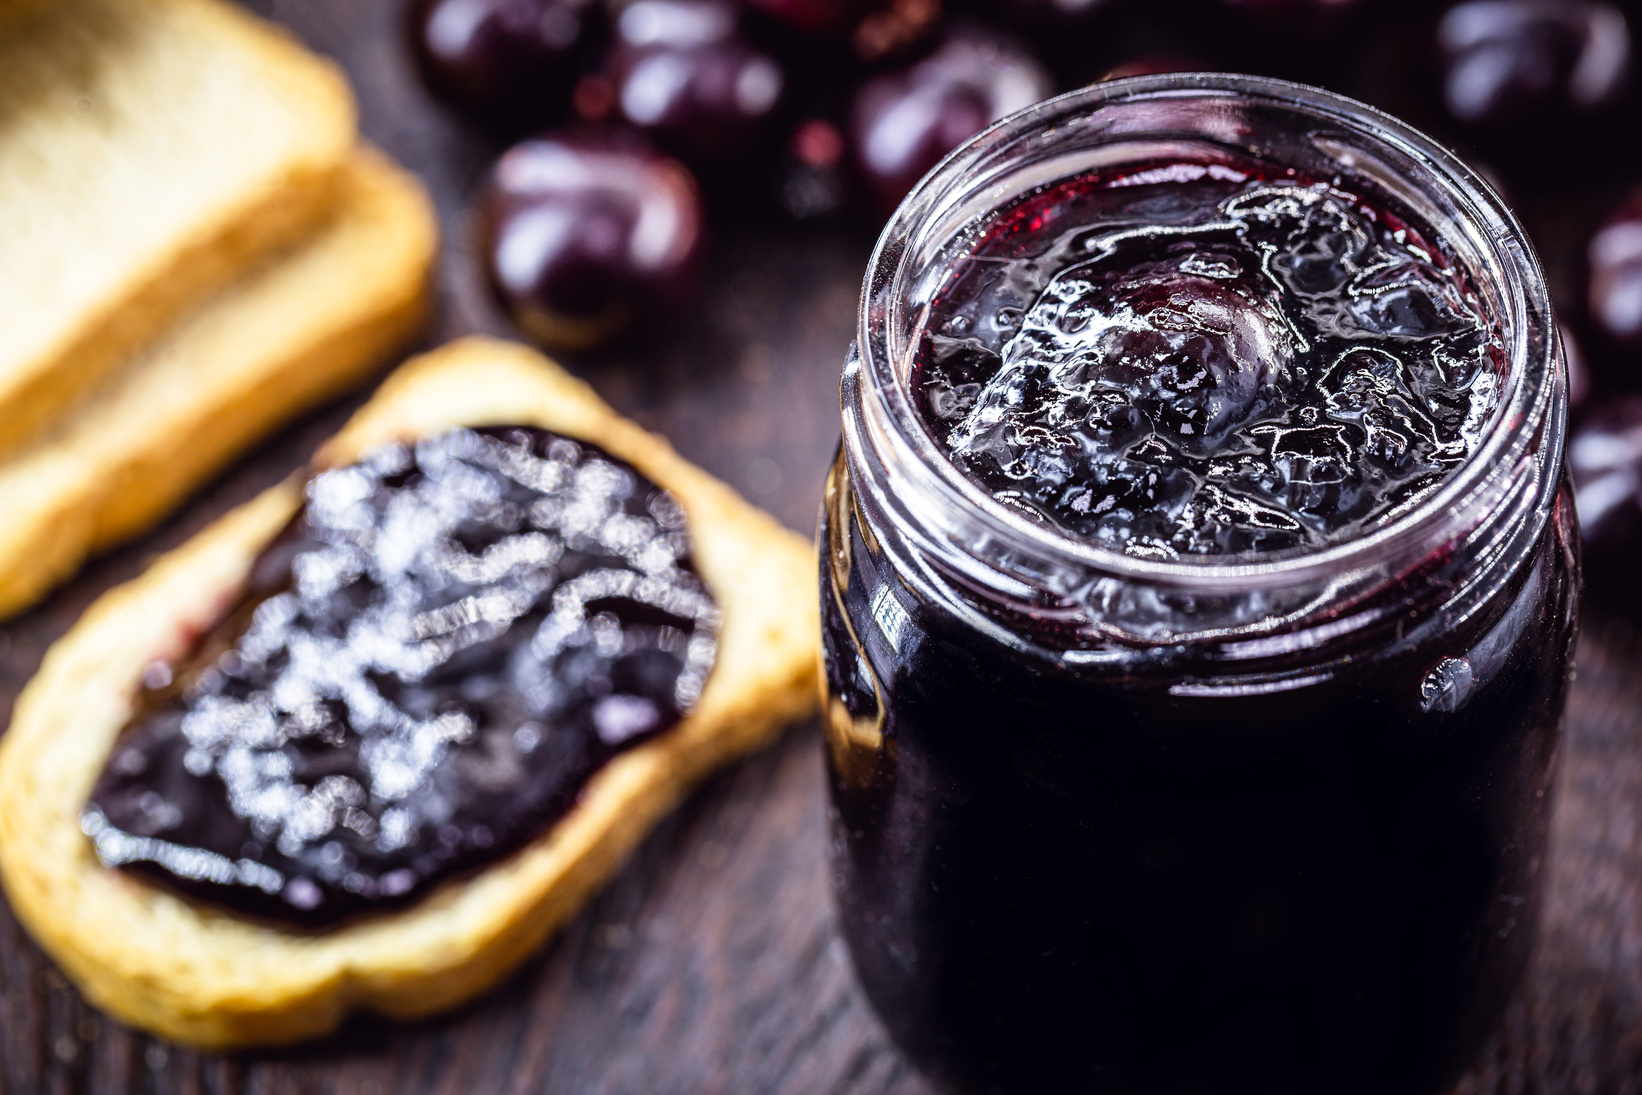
[{"x1": 821, "y1": 74, "x2": 1578, "y2": 1095}]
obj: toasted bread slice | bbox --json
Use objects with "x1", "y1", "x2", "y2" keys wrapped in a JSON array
[
  {"x1": 0, "y1": 337, "x2": 820, "y2": 1048},
  {"x1": 0, "y1": 148, "x2": 437, "y2": 620},
  {"x1": 0, "y1": 0, "x2": 355, "y2": 456}
]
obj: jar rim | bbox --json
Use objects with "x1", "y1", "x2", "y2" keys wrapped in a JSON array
[{"x1": 852, "y1": 72, "x2": 1561, "y2": 595}]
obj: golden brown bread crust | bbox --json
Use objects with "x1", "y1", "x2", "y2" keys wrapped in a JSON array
[
  {"x1": 0, "y1": 338, "x2": 820, "y2": 1048},
  {"x1": 0, "y1": 0, "x2": 356, "y2": 457},
  {"x1": 0, "y1": 148, "x2": 437, "y2": 619}
]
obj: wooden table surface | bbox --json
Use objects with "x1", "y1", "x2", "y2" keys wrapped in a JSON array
[{"x1": 5, "y1": 2, "x2": 1642, "y2": 1092}]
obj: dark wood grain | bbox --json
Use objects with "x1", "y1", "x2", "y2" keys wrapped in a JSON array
[{"x1": 4, "y1": 2, "x2": 1642, "y2": 1092}]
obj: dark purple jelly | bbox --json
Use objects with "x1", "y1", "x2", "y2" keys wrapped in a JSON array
[
  {"x1": 85, "y1": 426, "x2": 718, "y2": 929},
  {"x1": 822, "y1": 467, "x2": 1575, "y2": 1092},
  {"x1": 912, "y1": 161, "x2": 1505, "y2": 558}
]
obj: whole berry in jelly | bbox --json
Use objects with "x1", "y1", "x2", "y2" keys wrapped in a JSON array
[{"x1": 478, "y1": 130, "x2": 703, "y2": 349}]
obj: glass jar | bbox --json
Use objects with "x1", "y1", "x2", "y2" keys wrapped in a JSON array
[{"x1": 821, "y1": 74, "x2": 1578, "y2": 1095}]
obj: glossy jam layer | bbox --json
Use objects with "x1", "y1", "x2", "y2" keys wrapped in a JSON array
[
  {"x1": 85, "y1": 426, "x2": 718, "y2": 929},
  {"x1": 912, "y1": 161, "x2": 1505, "y2": 556},
  {"x1": 821, "y1": 456, "x2": 1578, "y2": 1093}
]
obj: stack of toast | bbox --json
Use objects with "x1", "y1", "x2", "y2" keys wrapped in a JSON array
[{"x1": 0, "y1": 0, "x2": 438, "y2": 617}]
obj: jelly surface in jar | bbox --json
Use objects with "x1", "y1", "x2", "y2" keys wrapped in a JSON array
[{"x1": 911, "y1": 159, "x2": 1505, "y2": 559}]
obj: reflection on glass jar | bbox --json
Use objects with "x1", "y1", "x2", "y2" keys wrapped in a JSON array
[{"x1": 822, "y1": 74, "x2": 1578, "y2": 1095}]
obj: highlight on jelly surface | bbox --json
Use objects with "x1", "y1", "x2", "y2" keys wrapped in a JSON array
[{"x1": 913, "y1": 160, "x2": 1504, "y2": 558}]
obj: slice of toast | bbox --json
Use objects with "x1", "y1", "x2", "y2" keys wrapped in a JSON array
[
  {"x1": 0, "y1": 0, "x2": 356, "y2": 457},
  {"x1": 0, "y1": 148, "x2": 438, "y2": 619},
  {"x1": 0, "y1": 337, "x2": 820, "y2": 1048}
]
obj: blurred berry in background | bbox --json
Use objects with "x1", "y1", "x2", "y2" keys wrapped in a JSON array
[
  {"x1": 1590, "y1": 191, "x2": 1642, "y2": 347},
  {"x1": 1572, "y1": 396, "x2": 1642, "y2": 599},
  {"x1": 412, "y1": 0, "x2": 608, "y2": 126},
  {"x1": 1437, "y1": 0, "x2": 1630, "y2": 126},
  {"x1": 606, "y1": 0, "x2": 786, "y2": 162},
  {"x1": 850, "y1": 31, "x2": 1051, "y2": 211},
  {"x1": 478, "y1": 130, "x2": 703, "y2": 348}
]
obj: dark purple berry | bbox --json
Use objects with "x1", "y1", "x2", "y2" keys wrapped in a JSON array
[
  {"x1": 410, "y1": 0, "x2": 605, "y2": 124},
  {"x1": 1437, "y1": 0, "x2": 1631, "y2": 126},
  {"x1": 850, "y1": 31, "x2": 1052, "y2": 212},
  {"x1": 607, "y1": 0, "x2": 785, "y2": 161},
  {"x1": 1589, "y1": 194, "x2": 1642, "y2": 347},
  {"x1": 478, "y1": 131, "x2": 703, "y2": 348}
]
